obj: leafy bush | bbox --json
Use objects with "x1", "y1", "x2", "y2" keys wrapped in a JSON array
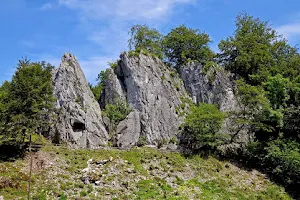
[
  {"x1": 137, "y1": 136, "x2": 147, "y2": 147},
  {"x1": 245, "y1": 139, "x2": 300, "y2": 195},
  {"x1": 108, "y1": 60, "x2": 119, "y2": 69},
  {"x1": 181, "y1": 103, "x2": 225, "y2": 152},
  {"x1": 264, "y1": 140, "x2": 300, "y2": 186},
  {"x1": 103, "y1": 99, "x2": 132, "y2": 130}
]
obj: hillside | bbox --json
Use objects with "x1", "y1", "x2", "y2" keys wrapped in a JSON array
[{"x1": 0, "y1": 145, "x2": 291, "y2": 200}]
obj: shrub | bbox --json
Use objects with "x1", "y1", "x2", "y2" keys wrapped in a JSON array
[
  {"x1": 103, "y1": 98, "x2": 132, "y2": 130},
  {"x1": 137, "y1": 136, "x2": 147, "y2": 147},
  {"x1": 181, "y1": 103, "x2": 225, "y2": 152}
]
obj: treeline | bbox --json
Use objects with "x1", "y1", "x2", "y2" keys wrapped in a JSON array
[{"x1": 92, "y1": 13, "x2": 300, "y2": 197}]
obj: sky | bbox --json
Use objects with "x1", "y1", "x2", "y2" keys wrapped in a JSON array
[{"x1": 1, "y1": 0, "x2": 300, "y2": 84}]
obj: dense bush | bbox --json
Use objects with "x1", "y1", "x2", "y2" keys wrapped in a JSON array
[
  {"x1": 181, "y1": 103, "x2": 226, "y2": 153},
  {"x1": 103, "y1": 98, "x2": 132, "y2": 130}
]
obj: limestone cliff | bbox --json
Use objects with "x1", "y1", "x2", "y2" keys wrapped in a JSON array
[
  {"x1": 102, "y1": 53, "x2": 191, "y2": 148},
  {"x1": 179, "y1": 62, "x2": 237, "y2": 112},
  {"x1": 179, "y1": 62, "x2": 249, "y2": 145},
  {"x1": 52, "y1": 53, "x2": 108, "y2": 148}
]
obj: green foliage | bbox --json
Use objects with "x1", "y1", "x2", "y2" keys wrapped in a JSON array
[
  {"x1": 103, "y1": 98, "x2": 132, "y2": 129},
  {"x1": 128, "y1": 24, "x2": 164, "y2": 59},
  {"x1": 265, "y1": 139, "x2": 300, "y2": 186},
  {"x1": 163, "y1": 25, "x2": 213, "y2": 66},
  {"x1": 246, "y1": 139, "x2": 300, "y2": 194},
  {"x1": 137, "y1": 136, "x2": 147, "y2": 147},
  {"x1": 0, "y1": 60, "x2": 55, "y2": 146},
  {"x1": 218, "y1": 13, "x2": 299, "y2": 85},
  {"x1": 90, "y1": 68, "x2": 111, "y2": 101},
  {"x1": 263, "y1": 74, "x2": 290, "y2": 109},
  {"x1": 230, "y1": 80, "x2": 283, "y2": 141},
  {"x1": 282, "y1": 106, "x2": 300, "y2": 140},
  {"x1": 108, "y1": 60, "x2": 119, "y2": 69},
  {"x1": 182, "y1": 103, "x2": 225, "y2": 151}
]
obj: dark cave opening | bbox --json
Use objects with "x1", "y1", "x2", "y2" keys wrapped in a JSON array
[{"x1": 72, "y1": 122, "x2": 86, "y2": 132}]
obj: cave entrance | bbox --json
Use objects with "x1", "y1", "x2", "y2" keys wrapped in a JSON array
[{"x1": 72, "y1": 122, "x2": 86, "y2": 132}]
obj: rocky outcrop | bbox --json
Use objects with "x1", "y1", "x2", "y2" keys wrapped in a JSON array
[
  {"x1": 103, "y1": 53, "x2": 190, "y2": 148},
  {"x1": 116, "y1": 111, "x2": 141, "y2": 148},
  {"x1": 179, "y1": 62, "x2": 237, "y2": 112},
  {"x1": 179, "y1": 62, "x2": 250, "y2": 145},
  {"x1": 52, "y1": 53, "x2": 108, "y2": 148}
]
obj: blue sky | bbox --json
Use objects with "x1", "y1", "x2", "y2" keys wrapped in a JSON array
[{"x1": 1, "y1": 0, "x2": 300, "y2": 84}]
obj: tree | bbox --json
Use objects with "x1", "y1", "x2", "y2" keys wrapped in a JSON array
[
  {"x1": 182, "y1": 103, "x2": 225, "y2": 152},
  {"x1": 229, "y1": 80, "x2": 283, "y2": 142},
  {"x1": 263, "y1": 74, "x2": 290, "y2": 110},
  {"x1": 128, "y1": 24, "x2": 164, "y2": 59},
  {"x1": 283, "y1": 106, "x2": 300, "y2": 141},
  {"x1": 163, "y1": 25, "x2": 213, "y2": 66},
  {"x1": 218, "y1": 13, "x2": 298, "y2": 85},
  {"x1": 90, "y1": 68, "x2": 111, "y2": 101},
  {"x1": 0, "y1": 60, "x2": 55, "y2": 145},
  {"x1": 0, "y1": 81, "x2": 11, "y2": 143}
]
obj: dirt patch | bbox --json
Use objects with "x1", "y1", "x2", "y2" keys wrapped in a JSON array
[{"x1": 21, "y1": 151, "x2": 57, "y2": 173}]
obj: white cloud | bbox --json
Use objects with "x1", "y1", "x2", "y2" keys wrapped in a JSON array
[
  {"x1": 79, "y1": 56, "x2": 116, "y2": 84},
  {"x1": 58, "y1": 0, "x2": 195, "y2": 20},
  {"x1": 20, "y1": 40, "x2": 35, "y2": 48},
  {"x1": 276, "y1": 23, "x2": 300, "y2": 41},
  {"x1": 56, "y1": 0, "x2": 196, "y2": 82},
  {"x1": 40, "y1": 3, "x2": 53, "y2": 10}
]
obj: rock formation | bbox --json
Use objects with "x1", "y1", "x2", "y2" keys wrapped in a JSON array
[
  {"x1": 179, "y1": 62, "x2": 237, "y2": 112},
  {"x1": 52, "y1": 53, "x2": 108, "y2": 148},
  {"x1": 179, "y1": 62, "x2": 249, "y2": 145},
  {"x1": 102, "y1": 53, "x2": 191, "y2": 148}
]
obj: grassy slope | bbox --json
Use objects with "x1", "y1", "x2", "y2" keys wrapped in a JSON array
[{"x1": 0, "y1": 145, "x2": 292, "y2": 200}]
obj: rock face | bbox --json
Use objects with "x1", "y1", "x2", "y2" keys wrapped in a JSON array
[
  {"x1": 179, "y1": 62, "x2": 237, "y2": 112},
  {"x1": 52, "y1": 53, "x2": 108, "y2": 148},
  {"x1": 103, "y1": 53, "x2": 190, "y2": 148},
  {"x1": 179, "y1": 62, "x2": 250, "y2": 145},
  {"x1": 116, "y1": 111, "x2": 141, "y2": 148}
]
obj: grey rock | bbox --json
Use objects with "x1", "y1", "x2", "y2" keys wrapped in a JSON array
[
  {"x1": 100, "y1": 68, "x2": 126, "y2": 109},
  {"x1": 179, "y1": 62, "x2": 237, "y2": 112},
  {"x1": 116, "y1": 111, "x2": 141, "y2": 148},
  {"x1": 179, "y1": 62, "x2": 249, "y2": 145},
  {"x1": 52, "y1": 53, "x2": 108, "y2": 148},
  {"x1": 167, "y1": 143, "x2": 178, "y2": 150},
  {"x1": 103, "y1": 53, "x2": 190, "y2": 147}
]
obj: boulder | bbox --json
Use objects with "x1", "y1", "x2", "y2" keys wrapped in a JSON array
[{"x1": 116, "y1": 111, "x2": 141, "y2": 148}]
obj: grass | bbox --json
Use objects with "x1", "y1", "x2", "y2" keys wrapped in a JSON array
[{"x1": 0, "y1": 145, "x2": 292, "y2": 200}]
